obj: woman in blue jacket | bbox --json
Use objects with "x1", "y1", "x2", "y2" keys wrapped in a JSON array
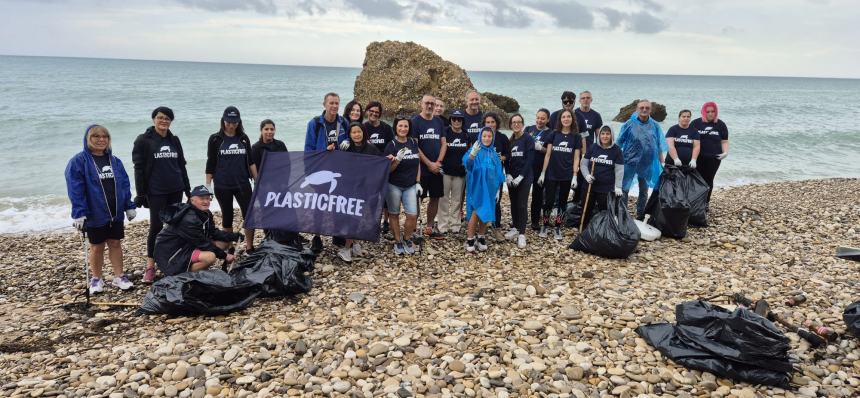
[{"x1": 65, "y1": 125, "x2": 136, "y2": 294}]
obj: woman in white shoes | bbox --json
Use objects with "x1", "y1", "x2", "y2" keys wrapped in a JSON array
[{"x1": 463, "y1": 126, "x2": 505, "y2": 252}]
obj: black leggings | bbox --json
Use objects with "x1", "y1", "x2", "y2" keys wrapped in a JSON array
[
  {"x1": 543, "y1": 179, "x2": 572, "y2": 222},
  {"x1": 580, "y1": 191, "x2": 609, "y2": 229},
  {"x1": 494, "y1": 186, "x2": 503, "y2": 228},
  {"x1": 147, "y1": 191, "x2": 184, "y2": 258},
  {"x1": 530, "y1": 173, "x2": 544, "y2": 226},
  {"x1": 697, "y1": 157, "x2": 722, "y2": 203},
  {"x1": 214, "y1": 183, "x2": 253, "y2": 229},
  {"x1": 509, "y1": 180, "x2": 532, "y2": 234}
]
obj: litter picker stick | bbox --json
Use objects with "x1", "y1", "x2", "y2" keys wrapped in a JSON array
[
  {"x1": 80, "y1": 229, "x2": 91, "y2": 308},
  {"x1": 579, "y1": 162, "x2": 597, "y2": 233}
]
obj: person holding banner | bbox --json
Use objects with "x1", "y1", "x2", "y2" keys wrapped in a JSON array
[
  {"x1": 463, "y1": 126, "x2": 505, "y2": 252},
  {"x1": 335, "y1": 122, "x2": 381, "y2": 262},
  {"x1": 385, "y1": 117, "x2": 421, "y2": 255},
  {"x1": 304, "y1": 92, "x2": 350, "y2": 253}
]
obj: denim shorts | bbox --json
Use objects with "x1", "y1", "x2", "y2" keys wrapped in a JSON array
[{"x1": 386, "y1": 183, "x2": 418, "y2": 215}]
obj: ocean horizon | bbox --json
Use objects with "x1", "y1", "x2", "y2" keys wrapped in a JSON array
[{"x1": 2, "y1": 54, "x2": 859, "y2": 234}]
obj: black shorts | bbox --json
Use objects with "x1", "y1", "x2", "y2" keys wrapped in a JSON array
[
  {"x1": 420, "y1": 172, "x2": 444, "y2": 198},
  {"x1": 86, "y1": 222, "x2": 124, "y2": 244}
]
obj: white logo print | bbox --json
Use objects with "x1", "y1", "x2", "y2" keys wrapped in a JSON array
[
  {"x1": 553, "y1": 140, "x2": 573, "y2": 153},
  {"x1": 220, "y1": 142, "x2": 246, "y2": 155},
  {"x1": 557, "y1": 141, "x2": 569, "y2": 147},
  {"x1": 592, "y1": 154, "x2": 614, "y2": 165},
  {"x1": 300, "y1": 170, "x2": 342, "y2": 194},
  {"x1": 228, "y1": 143, "x2": 239, "y2": 150},
  {"x1": 510, "y1": 145, "x2": 524, "y2": 158},
  {"x1": 98, "y1": 164, "x2": 114, "y2": 180},
  {"x1": 160, "y1": 145, "x2": 170, "y2": 152},
  {"x1": 676, "y1": 134, "x2": 694, "y2": 144},
  {"x1": 154, "y1": 144, "x2": 179, "y2": 159},
  {"x1": 102, "y1": 165, "x2": 112, "y2": 172}
]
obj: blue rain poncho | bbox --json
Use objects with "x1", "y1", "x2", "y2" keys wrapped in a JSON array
[
  {"x1": 463, "y1": 130, "x2": 505, "y2": 223},
  {"x1": 617, "y1": 112, "x2": 668, "y2": 190}
]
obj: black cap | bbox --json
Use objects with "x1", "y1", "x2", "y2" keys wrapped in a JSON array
[
  {"x1": 223, "y1": 106, "x2": 241, "y2": 123},
  {"x1": 449, "y1": 109, "x2": 465, "y2": 120},
  {"x1": 561, "y1": 91, "x2": 576, "y2": 101},
  {"x1": 190, "y1": 185, "x2": 213, "y2": 197}
]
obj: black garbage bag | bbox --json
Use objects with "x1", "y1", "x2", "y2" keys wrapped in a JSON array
[
  {"x1": 231, "y1": 240, "x2": 315, "y2": 297},
  {"x1": 636, "y1": 300, "x2": 792, "y2": 388},
  {"x1": 683, "y1": 168, "x2": 711, "y2": 227},
  {"x1": 569, "y1": 195, "x2": 640, "y2": 259},
  {"x1": 138, "y1": 269, "x2": 261, "y2": 316},
  {"x1": 564, "y1": 202, "x2": 583, "y2": 228},
  {"x1": 645, "y1": 166, "x2": 690, "y2": 239},
  {"x1": 844, "y1": 301, "x2": 860, "y2": 337}
]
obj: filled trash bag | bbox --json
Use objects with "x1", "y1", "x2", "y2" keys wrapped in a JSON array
[
  {"x1": 636, "y1": 300, "x2": 793, "y2": 388},
  {"x1": 564, "y1": 202, "x2": 583, "y2": 228},
  {"x1": 139, "y1": 238, "x2": 315, "y2": 316},
  {"x1": 569, "y1": 195, "x2": 640, "y2": 259},
  {"x1": 683, "y1": 168, "x2": 711, "y2": 227},
  {"x1": 138, "y1": 269, "x2": 261, "y2": 316},
  {"x1": 844, "y1": 301, "x2": 860, "y2": 337},
  {"x1": 645, "y1": 166, "x2": 690, "y2": 239},
  {"x1": 231, "y1": 240, "x2": 315, "y2": 297}
]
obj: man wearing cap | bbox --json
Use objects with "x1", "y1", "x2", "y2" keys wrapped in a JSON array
[
  {"x1": 437, "y1": 109, "x2": 469, "y2": 234},
  {"x1": 153, "y1": 185, "x2": 243, "y2": 276},
  {"x1": 549, "y1": 91, "x2": 576, "y2": 131},
  {"x1": 304, "y1": 92, "x2": 349, "y2": 252},
  {"x1": 463, "y1": 90, "x2": 484, "y2": 144}
]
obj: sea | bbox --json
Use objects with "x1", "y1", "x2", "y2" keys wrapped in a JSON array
[{"x1": 1, "y1": 55, "x2": 858, "y2": 234}]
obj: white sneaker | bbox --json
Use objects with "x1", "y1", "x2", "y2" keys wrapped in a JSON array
[
  {"x1": 337, "y1": 247, "x2": 352, "y2": 263},
  {"x1": 539, "y1": 225, "x2": 548, "y2": 238},
  {"x1": 89, "y1": 277, "x2": 104, "y2": 294},
  {"x1": 504, "y1": 228, "x2": 518, "y2": 241},
  {"x1": 554, "y1": 226, "x2": 563, "y2": 240},
  {"x1": 517, "y1": 234, "x2": 527, "y2": 249},
  {"x1": 351, "y1": 242, "x2": 363, "y2": 257},
  {"x1": 476, "y1": 236, "x2": 488, "y2": 251},
  {"x1": 111, "y1": 274, "x2": 133, "y2": 290},
  {"x1": 465, "y1": 238, "x2": 476, "y2": 252}
]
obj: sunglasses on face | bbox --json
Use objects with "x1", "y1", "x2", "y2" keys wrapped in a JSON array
[{"x1": 562, "y1": 100, "x2": 574, "y2": 105}]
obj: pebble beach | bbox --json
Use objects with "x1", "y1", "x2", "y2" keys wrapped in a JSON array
[{"x1": 1, "y1": 178, "x2": 858, "y2": 397}]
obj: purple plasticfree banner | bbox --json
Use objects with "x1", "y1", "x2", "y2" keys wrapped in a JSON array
[{"x1": 245, "y1": 151, "x2": 390, "y2": 242}]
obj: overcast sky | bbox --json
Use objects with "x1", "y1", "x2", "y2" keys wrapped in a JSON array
[{"x1": 2, "y1": 0, "x2": 858, "y2": 78}]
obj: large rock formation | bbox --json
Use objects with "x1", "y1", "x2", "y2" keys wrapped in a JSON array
[
  {"x1": 613, "y1": 100, "x2": 667, "y2": 122},
  {"x1": 483, "y1": 92, "x2": 519, "y2": 113},
  {"x1": 353, "y1": 41, "x2": 515, "y2": 123}
]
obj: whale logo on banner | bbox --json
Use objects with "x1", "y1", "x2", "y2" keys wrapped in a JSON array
[{"x1": 244, "y1": 151, "x2": 389, "y2": 242}]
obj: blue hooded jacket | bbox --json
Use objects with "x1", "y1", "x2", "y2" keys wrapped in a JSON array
[
  {"x1": 463, "y1": 128, "x2": 505, "y2": 223},
  {"x1": 65, "y1": 126, "x2": 134, "y2": 227},
  {"x1": 303, "y1": 111, "x2": 349, "y2": 152},
  {"x1": 617, "y1": 112, "x2": 667, "y2": 190}
]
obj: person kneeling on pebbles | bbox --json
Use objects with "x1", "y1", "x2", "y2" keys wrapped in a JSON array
[{"x1": 154, "y1": 185, "x2": 242, "y2": 277}]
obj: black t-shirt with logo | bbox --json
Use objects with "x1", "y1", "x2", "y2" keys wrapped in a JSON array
[
  {"x1": 540, "y1": 131, "x2": 582, "y2": 182},
  {"x1": 93, "y1": 154, "x2": 117, "y2": 217},
  {"x1": 526, "y1": 125, "x2": 551, "y2": 175},
  {"x1": 575, "y1": 108, "x2": 603, "y2": 147},
  {"x1": 364, "y1": 121, "x2": 394, "y2": 154},
  {"x1": 214, "y1": 135, "x2": 250, "y2": 189},
  {"x1": 691, "y1": 118, "x2": 729, "y2": 158},
  {"x1": 324, "y1": 119, "x2": 340, "y2": 146},
  {"x1": 410, "y1": 115, "x2": 445, "y2": 172},
  {"x1": 584, "y1": 143, "x2": 624, "y2": 193},
  {"x1": 384, "y1": 139, "x2": 421, "y2": 189},
  {"x1": 442, "y1": 127, "x2": 469, "y2": 177},
  {"x1": 463, "y1": 111, "x2": 483, "y2": 144},
  {"x1": 666, "y1": 124, "x2": 700, "y2": 164},
  {"x1": 149, "y1": 137, "x2": 185, "y2": 195},
  {"x1": 507, "y1": 133, "x2": 535, "y2": 179}
]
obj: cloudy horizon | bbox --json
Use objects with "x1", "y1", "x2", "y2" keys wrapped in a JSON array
[{"x1": 2, "y1": 0, "x2": 858, "y2": 78}]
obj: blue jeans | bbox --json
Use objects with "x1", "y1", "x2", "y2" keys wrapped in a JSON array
[
  {"x1": 386, "y1": 183, "x2": 418, "y2": 215},
  {"x1": 622, "y1": 175, "x2": 649, "y2": 217}
]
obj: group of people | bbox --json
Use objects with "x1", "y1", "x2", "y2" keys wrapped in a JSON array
[{"x1": 65, "y1": 90, "x2": 729, "y2": 293}]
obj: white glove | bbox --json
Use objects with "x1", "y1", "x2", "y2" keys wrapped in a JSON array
[
  {"x1": 395, "y1": 147, "x2": 408, "y2": 162},
  {"x1": 339, "y1": 140, "x2": 350, "y2": 151},
  {"x1": 716, "y1": 152, "x2": 728, "y2": 160},
  {"x1": 125, "y1": 209, "x2": 136, "y2": 221},
  {"x1": 537, "y1": 172, "x2": 545, "y2": 186},
  {"x1": 512, "y1": 175, "x2": 524, "y2": 187},
  {"x1": 205, "y1": 182, "x2": 212, "y2": 192},
  {"x1": 614, "y1": 187, "x2": 623, "y2": 196},
  {"x1": 689, "y1": 158, "x2": 697, "y2": 169},
  {"x1": 673, "y1": 157, "x2": 682, "y2": 167},
  {"x1": 535, "y1": 141, "x2": 543, "y2": 151},
  {"x1": 585, "y1": 174, "x2": 595, "y2": 184},
  {"x1": 505, "y1": 174, "x2": 513, "y2": 186},
  {"x1": 572, "y1": 178, "x2": 578, "y2": 189},
  {"x1": 415, "y1": 184, "x2": 423, "y2": 196},
  {"x1": 73, "y1": 216, "x2": 86, "y2": 231},
  {"x1": 469, "y1": 141, "x2": 480, "y2": 157}
]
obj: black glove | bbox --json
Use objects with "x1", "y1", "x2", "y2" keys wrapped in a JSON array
[
  {"x1": 133, "y1": 195, "x2": 149, "y2": 208},
  {"x1": 233, "y1": 232, "x2": 244, "y2": 243}
]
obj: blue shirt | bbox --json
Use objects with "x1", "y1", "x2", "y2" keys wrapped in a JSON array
[
  {"x1": 463, "y1": 111, "x2": 483, "y2": 144},
  {"x1": 575, "y1": 108, "x2": 603, "y2": 147},
  {"x1": 442, "y1": 127, "x2": 469, "y2": 177},
  {"x1": 364, "y1": 121, "x2": 394, "y2": 154},
  {"x1": 584, "y1": 143, "x2": 624, "y2": 193},
  {"x1": 526, "y1": 125, "x2": 551, "y2": 175},
  {"x1": 410, "y1": 115, "x2": 445, "y2": 172},
  {"x1": 506, "y1": 133, "x2": 535, "y2": 179},
  {"x1": 384, "y1": 138, "x2": 421, "y2": 188},
  {"x1": 541, "y1": 131, "x2": 582, "y2": 182}
]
